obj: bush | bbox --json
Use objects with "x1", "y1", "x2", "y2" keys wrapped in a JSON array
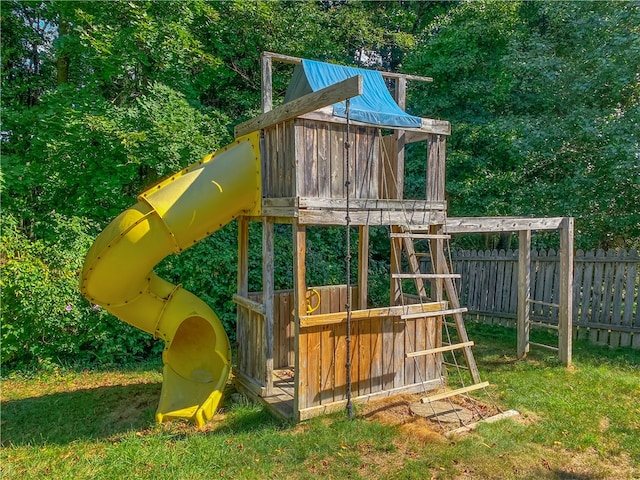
[{"x1": 0, "y1": 214, "x2": 161, "y2": 371}]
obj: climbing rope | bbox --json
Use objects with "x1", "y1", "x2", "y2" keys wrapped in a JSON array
[{"x1": 344, "y1": 98, "x2": 354, "y2": 420}]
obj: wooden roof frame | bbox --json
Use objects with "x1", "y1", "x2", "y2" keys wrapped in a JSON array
[{"x1": 252, "y1": 51, "x2": 449, "y2": 139}]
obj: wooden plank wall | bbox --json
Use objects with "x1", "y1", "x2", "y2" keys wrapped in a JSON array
[
  {"x1": 262, "y1": 120, "x2": 297, "y2": 198},
  {"x1": 295, "y1": 285, "x2": 440, "y2": 410},
  {"x1": 436, "y1": 248, "x2": 640, "y2": 349},
  {"x1": 295, "y1": 120, "x2": 381, "y2": 199},
  {"x1": 263, "y1": 119, "x2": 381, "y2": 200},
  {"x1": 236, "y1": 301, "x2": 267, "y2": 385},
  {"x1": 379, "y1": 134, "x2": 400, "y2": 199}
]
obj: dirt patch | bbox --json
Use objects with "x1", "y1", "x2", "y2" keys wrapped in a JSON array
[{"x1": 358, "y1": 391, "x2": 502, "y2": 440}]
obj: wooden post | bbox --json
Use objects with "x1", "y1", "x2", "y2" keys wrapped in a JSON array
[
  {"x1": 358, "y1": 226, "x2": 369, "y2": 309},
  {"x1": 517, "y1": 229, "x2": 531, "y2": 359},
  {"x1": 559, "y1": 217, "x2": 574, "y2": 366},
  {"x1": 237, "y1": 217, "x2": 250, "y2": 297},
  {"x1": 390, "y1": 225, "x2": 403, "y2": 306},
  {"x1": 426, "y1": 134, "x2": 446, "y2": 204},
  {"x1": 388, "y1": 79, "x2": 407, "y2": 307},
  {"x1": 261, "y1": 52, "x2": 273, "y2": 113},
  {"x1": 429, "y1": 225, "x2": 444, "y2": 302},
  {"x1": 292, "y1": 221, "x2": 306, "y2": 421},
  {"x1": 393, "y1": 77, "x2": 406, "y2": 200},
  {"x1": 236, "y1": 216, "x2": 250, "y2": 377},
  {"x1": 263, "y1": 217, "x2": 275, "y2": 394}
]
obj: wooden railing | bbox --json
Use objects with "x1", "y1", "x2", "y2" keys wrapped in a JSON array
[{"x1": 424, "y1": 248, "x2": 639, "y2": 349}]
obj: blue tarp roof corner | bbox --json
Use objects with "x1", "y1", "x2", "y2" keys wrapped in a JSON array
[{"x1": 300, "y1": 59, "x2": 422, "y2": 129}]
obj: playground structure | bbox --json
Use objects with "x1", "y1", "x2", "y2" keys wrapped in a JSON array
[{"x1": 80, "y1": 52, "x2": 574, "y2": 426}]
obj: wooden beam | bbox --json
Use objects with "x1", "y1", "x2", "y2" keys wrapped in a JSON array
[
  {"x1": 400, "y1": 307, "x2": 468, "y2": 321},
  {"x1": 517, "y1": 229, "x2": 531, "y2": 359},
  {"x1": 393, "y1": 76, "x2": 406, "y2": 200},
  {"x1": 559, "y1": 217, "x2": 574, "y2": 366},
  {"x1": 426, "y1": 134, "x2": 446, "y2": 204},
  {"x1": 405, "y1": 120, "x2": 451, "y2": 140},
  {"x1": 358, "y1": 226, "x2": 369, "y2": 309},
  {"x1": 261, "y1": 52, "x2": 273, "y2": 113},
  {"x1": 445, "y1": 216, "x2": 566, "y2": 233},
  {"x1": 298, "y1": 209, "x2": 446, "y2": 227},
  {"x1": 445, "y1": 410, "x2": 520, "y2": 438},
  {"x1": 299, "y1": 301, "x2": 448, "y2": 328},
  {"x1": 298, "y1": 110, "x2": 451, "y2": 136},
  {"x1": 263, "y1": 217, "x2": 275, "y2": 394},
  {"x1": 420, "y1": 382, "x2": 490, "y2": 403},
  {"x1": 406, "y1": 341, "x2": 474, "y2": 358},
  {"x1": 261, "y1": 51, "x2": 303, "y2": 65},
  {"x1": 237, "y1": 217, "x2": 249, "y2": 297},
  {"x1": 530, "y1": 341, "x2": 560, "y2": 351},
  {"x1": 232, "y1": 294, "x2": 266, "y2": 316},
  {"x1": 390, "y1": 225, "x2": 403, "y2": 305},
  {"x1": 263, "y1": 51, "x2": 434, "y2": 83},
  {"x1": 391, "y1": 273, "x2": 460, "y2": 279},
  {"x1": 292, "y1": 222, "x2": 306, "y2": 421},
  {"x1": 298, "y1": 198, "x2": 446, "y2": 211},
  {"x1": 235, "y1": 75, "x2": 363, "y2": 137},
  {"x1": 390, "y1": 232, "x2": 451, "y2": 239}
]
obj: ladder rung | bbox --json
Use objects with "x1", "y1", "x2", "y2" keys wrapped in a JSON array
[
  {"x1": 390, "y1": 233, "x2": 451, "y2": 239},
  {"x1": 530, "y1": 321, "x2": 559, "y2": 330},
  {"x1": 406, "y1": 341, "x2": 474, "y2": 358},
  {"x1": 529, "y1": 341, "x2": 559, "y2": 351},
  {"x1": 392, "y1": 273, "x2": 461, "y2": 279},
  {"x1": 442, "y1": 361, "x2": 470, "y2": 371},
  {"x1": 414, "y1": 252, "x2": 431, "y2": 257},
  {"x1": 401, "y1": 307, "x2": 468, "y2": 320},
  {"x1": 421, "y1": 381, "x2": 490, "y2": 403}
]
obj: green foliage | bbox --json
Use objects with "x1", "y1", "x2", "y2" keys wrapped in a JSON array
[
  {"x1": 0, "y1": 214, "x2": 160, "y2": 369},
  {"x1": 405, "y1": 1, "x2": 640, "y2": 249},
  {"x1": 2, "y1": 82, "x2": 230, "y2": 229},
  {"x1": 2, "y1": 0, "x2": 638, "y2": 370}
]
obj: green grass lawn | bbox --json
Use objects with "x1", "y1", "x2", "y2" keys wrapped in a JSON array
[{"x1": 2, "y1": 323, "x2": 639, "y2": 479}]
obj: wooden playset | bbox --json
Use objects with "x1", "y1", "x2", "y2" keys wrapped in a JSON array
[{"x1": 231, "y1": 52, "x2": 574, "y2": 422}]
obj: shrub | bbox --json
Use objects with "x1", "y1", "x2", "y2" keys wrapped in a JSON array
[{"x1": 0, "y1": 214, "x2": 161, "y2": 370}]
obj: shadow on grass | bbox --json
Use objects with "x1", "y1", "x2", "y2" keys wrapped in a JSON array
[
  {"x1": 2, "y1": 381, "x2": 292, "y2": 447},
  {"x1": 1, "y1": 382, "x2": 161, "y2": 447}
]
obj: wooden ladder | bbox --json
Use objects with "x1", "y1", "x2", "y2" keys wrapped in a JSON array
[{"x1": 391, "y1": 225, "x2": 486, "y2": 403}]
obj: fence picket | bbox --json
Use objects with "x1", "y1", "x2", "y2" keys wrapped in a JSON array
[
  {"x1": 590, "y1": 249, "x2": 606, "y2": 345},
  {"x1": 621, "y1": 250, "x2": 638, "y2": 347},
  {"x1": 610, "y1": 250, "x2": 626, "y2": 347}
]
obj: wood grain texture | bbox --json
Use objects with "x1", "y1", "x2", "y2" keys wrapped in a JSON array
[{"x1": 236, "y1": 75, "x2": 363, "y2": 137}]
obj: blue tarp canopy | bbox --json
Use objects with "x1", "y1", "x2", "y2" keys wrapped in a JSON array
[{"x1": 284, "y1": 59, "x2": 422, "y2": 129}]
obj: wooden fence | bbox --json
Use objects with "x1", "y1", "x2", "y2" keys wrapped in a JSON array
[{"x1": 435, "y1": 248, "x2": 640, "y2": 349}]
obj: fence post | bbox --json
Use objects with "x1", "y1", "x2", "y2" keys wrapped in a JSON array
[
  {"x1": 517, "y1": 230, "x2": 531, "y2": 358},
  {"x1": 559, "y1": 217, "x2": 574, "y2": 366}
]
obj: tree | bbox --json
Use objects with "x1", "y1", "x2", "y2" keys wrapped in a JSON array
[
  {"x1": 2, "y1": 0, "x2": 445, "y2": 368},
  {"x1": 404, "y1": 1, "x2": 640, "y2": 249}
]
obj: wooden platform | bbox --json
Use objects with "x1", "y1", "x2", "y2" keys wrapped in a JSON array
[
  {"x1": 233, "y1": 367, "x2": 295, "y2": 420},
  {"x1": 263, "y1": 368, "x2": 295, "y2": 419}
]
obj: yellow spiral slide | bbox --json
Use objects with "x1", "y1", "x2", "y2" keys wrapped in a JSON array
[{"x1": 80, "y1": 133, "x2": 261, "y2": 426}]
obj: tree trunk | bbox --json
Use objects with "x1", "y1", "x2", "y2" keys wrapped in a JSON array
[{"x1": 56, "y1": 19, "x2": 70, "y2": 85}]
